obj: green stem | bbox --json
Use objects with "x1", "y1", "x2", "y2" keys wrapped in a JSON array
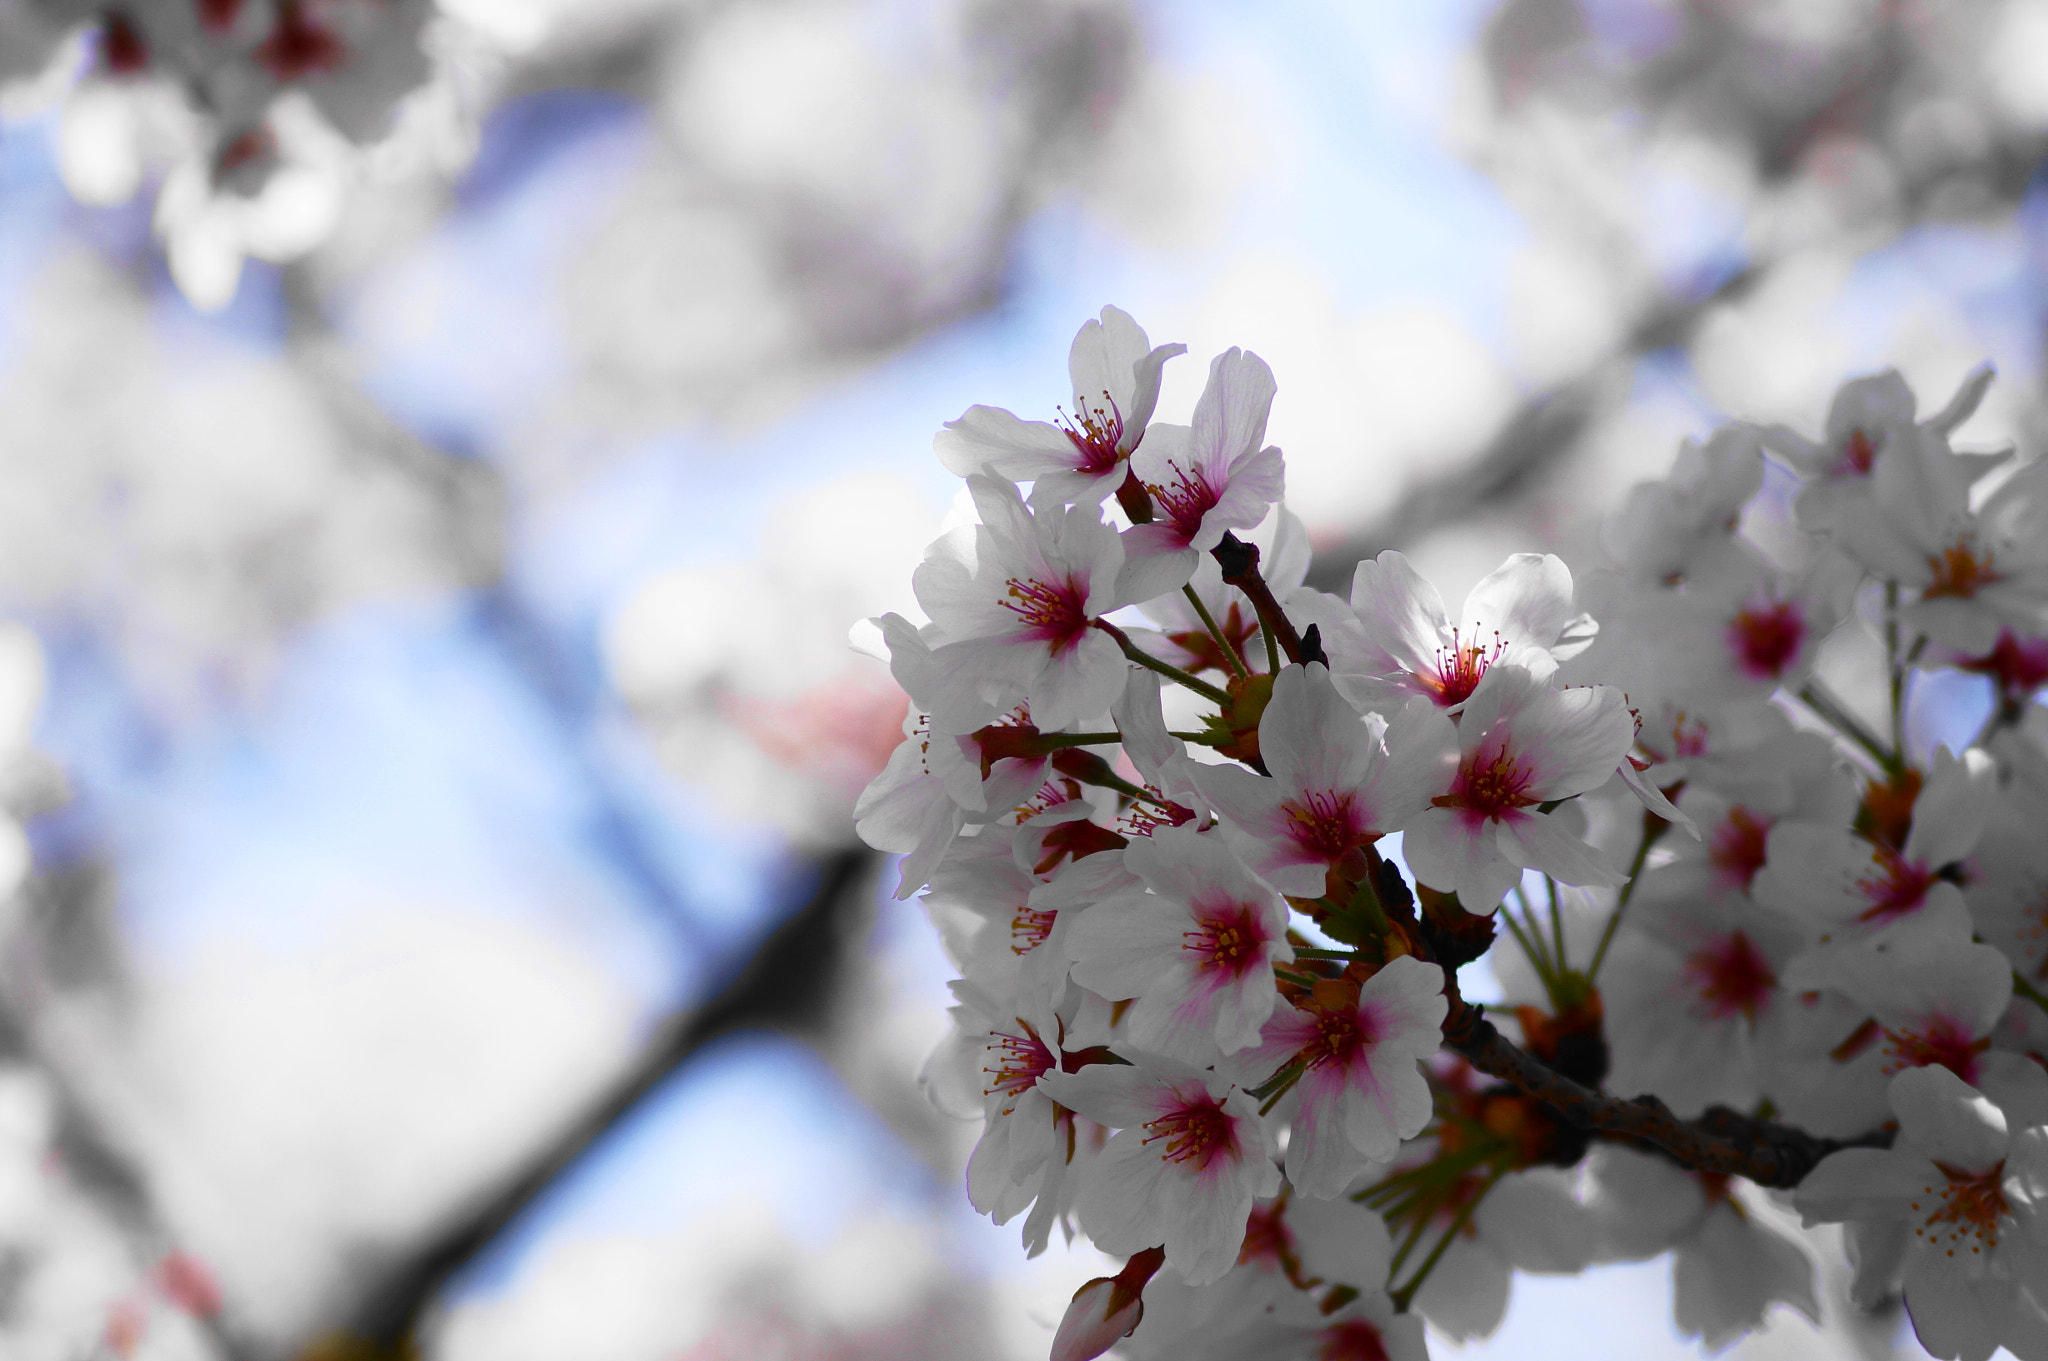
[
  {"x1": 2015, "y1": 971, "x2": 2048, "y2": 1018},
  {"x1": 1886, "y1": 581, "x2": 1906, "y2": 758},
  {"x1": 1261, "y1": 622, "x2": 1282, "y2": 676},
  {"x1": 1094, "y1": 620, "x2": 1232, "y2": 705},
  {"x1": 1798, "y1": 680, "x2": 1899, "y2": 774},
  {"x1": 1183, "y1": 585, "x2": 1250, "y2": 681},
  {"x1": 1498, "y1": 901, "x2": 1556, "y2": 991},
  {"x1": 1035, "y1": 731, "x2": 1122, "y2": 748},
  {"x1": 1587, "y1": 822, "x2": 1660, "y2": 982},
  {"x1": 1389, "y1": 1165, "x2": 1506, "y2": 1312},
  {"x1": 1385, "y1": 1208, "x2": 1436, "y2": 1281},
  {"x1": 1293, "y1": 947, "x2": 1362, "y2": 961},
  {"x1": 1546, "y1": 876, "x2": 1567, "y2": 974}
]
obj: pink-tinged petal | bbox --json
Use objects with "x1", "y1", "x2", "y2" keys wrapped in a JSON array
[
  {"x1": 1069, "y1": 306, "x2": 1184, "y2": 450},
  {"x1": 1184, "y1": 443, "x2": 1285, "y2": 553},
  {"x1": 935, "y1": 405, "x2": 1076, "y2": 479},
  {"x1": 1188, "y1": 348, "x2": 1277, "y2": 474},
  {"x1": 1113, "y1": 528, "x2": 1200, "y2": 602},
  {"x1": 1460, "y1": 553, "x2": 1577, "y2": 651},
  {"x1": 1903, "y1": 747, "x2": 1994, "y2": 870},
  {"x1": 1261, "y1": 663, "x2": 1379, "y2": 793},
  {"x1": 1926, "y1": 363, "x2": 1994, "y2": 436},
  {"x1": 1350, "y1": 550, "x2": 1452, "y2": 678},
  {"x1": 1027, "y1": 627, "x2": 1127, "y2": 731},
  {"x1": 1065, "y1": 894, "x2": 1190, "y2": 1001},
  {"x1": 1402, "y1": 805, "x2": 1520, "y2": 909},
  {"x1": 1036, "y1": 1063, "x2": 1172, "y2": 1130},
  {"x1": 1889, "y1": 1066, "x2": 2008, "y2": 1169},
  {"x1": 1369, "y1": 699, "x2": 1460, "y2": 823},
  {"x1": 1794, "y1": 1154, "x2": 1933, "y2": 1227},
  {"x1": 1496, "y1": 810, "x2": 1624, "y2": 888},
  {"x1": 1513, "y1": 684, "x2": 1635, "y2": 799}
]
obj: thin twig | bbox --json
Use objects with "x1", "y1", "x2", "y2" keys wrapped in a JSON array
[
  {"x1": 1093, "y1": 620, "x2": 1232, "y2": 705},
  {"x1": 1182, "y1": 585, "x2": 1250, "y2": 681}
]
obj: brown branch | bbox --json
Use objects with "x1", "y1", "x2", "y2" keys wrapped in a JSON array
[
  {"x1": 1437, "y1": 980, "x2": 1883, "y2": 1189},
  {"x1": 1213, "y1": 533, "x2": 1303, "y2": 665},
  {"x1": 340, "y1": 846, "x2": 876, "y2": 1351}
]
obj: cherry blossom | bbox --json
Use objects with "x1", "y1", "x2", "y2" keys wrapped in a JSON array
[
  {"x1": 1120, "y1": 348, "x2": 1286, "y2": 592},
  {"x1": 936, "y1": 307, "x2": 1185, "y2": 509},
  {"x1": 1064, "y1": 827, "x2": 1293, "y2": 1059},
  {"x1": 1039, "y1": 1058, "x2": 1280, "y2": 1285},
  {"x1": 1239, "y1": 955, "x2": 1447, "y2": 1197},
  {"x1": 1196, "y1": 665, "x2": 1454, "y2": 897},
  {"x1": 1400, "y1": 663, "x2": 1634, "y2": 910},
  {"x1": 911, "y1": 475, "x2": 1134, "y2": 732},
  {"x1": 1330, "y1": 550, "x2": 1596, "y2": 714},
  {"x1": 1795, "y1": 1065, "x2": 2048, "y2": 1361}
]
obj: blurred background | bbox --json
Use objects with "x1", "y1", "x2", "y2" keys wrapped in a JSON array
[{"x1": 0, "y1": 0, "x2": 2042, "y2": 1357}]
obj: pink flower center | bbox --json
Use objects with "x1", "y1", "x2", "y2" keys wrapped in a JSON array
[
  {"x1": 1433, "y1": 742, "x2": 1537, "y2": 825},
  {"x1": 1318, "y1": 1320, "x2": 1394, "y2": 1361},
  {"x1": 1884, "y1": 1015, "x2": 1990, "y2": 1083},
  {"x1": 1056, "y1": 391, "x2": 1125, "y2": 475},
  {"x1": 1682, "y1": 932, "x2": 1776, "y2": 1022},
  {"x1": 1423, "y1": 626, "x2": 1505, "y2": 707},
  {"x1": 1146, "y1": 459, "x2": 1224, "y2": 539},
  {"x1": 983, "y1": 1022, "x2": 1055, "y2": 1111},
  {"x1": 257, "y1": 0, "x2": 344, "y2": 79},
  {"x1": 1141, "y1": 1094, "x2": 1237, "y2": 1170},
  {"x1": 1855, "y1": 848, "x2": 1936, "y2": 922},
  {"x1": 1728, "y1": 600, "x2": 1804, "y2": 680},
  {"x1": 1914, "y1": 1160, "x2": 2009, "y2": 1257},
  {"x1": 1236, "y1": 1201, "x2": 1296, "y2": 1269},
  {"x1": 1305, "y1": 1002, "x2": 1374, "y2": 1071},
  {"x1": 1958, "y1": 629, "x2": 2048, "y2": 703},
  {"x1": 1002, "y1": 575, "x2": 1092, "y2": 652},
  {"x1": 1842, "y1": 428, "x2": 1878, "y2": 475},
  {"x1": 1282, "y1": 789, "x2": 1369, "y2": 861},
  {"x1": 1183, "y1": 902, "x2": 1268, "y2": 978},
  {"x1": 1010, "y1": 907, "x2": 1055, "y2": 955},
  {"x1": 1924, "y1": 537, "x2": 2002, "y2": 601},
  {"x1": 1708, "y1": 807, "x2": 1772, "y2": 892}
]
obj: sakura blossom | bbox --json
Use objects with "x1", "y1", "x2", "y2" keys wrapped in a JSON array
[
  {"x1": 1240, "y1": 954, "x2": 1447, "y2": 1197},
  {"x1": 1329, "y1": 549, "x2": 1597, "y2": 714},
  {"x1": 1064, "y1": 826, "x2": 1293, "y2": 1060},
  {"x1": 855, "y1": 326, "x2": 2048, "y2": 1361},
  {"x1": 1399, "y1": 663, "x2": 1634, "y2": 910},
  {"x1": 910, "y1": 475, "x2": 1136, "y2": 732},
  {"x1": 1119, "y1": 348, "x2": 1286, "y2": 590},
  {"x1": 1795, "y1": 1065, "x2": 2048, "y2": 1361},
  {"x1": 1038, "y1": 1059, "x2": 1280, "y2": 1285},
  {"x1": 936, "y1": 306, "x2": 1186, "y2": 510},
  {"x1": 1196, "y1": 664, "x2": 1454, "y2": 897}
]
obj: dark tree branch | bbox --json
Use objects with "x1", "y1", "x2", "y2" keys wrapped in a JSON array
[
  {"x1": 1435, "y1": 966, "x2": 1885, "y2": 1189},
  {"x1": 342, "y1": 845, "x2": 875, "y2": 1351}
]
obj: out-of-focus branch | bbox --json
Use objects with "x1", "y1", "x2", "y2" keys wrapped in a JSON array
[
  {"x1": 338, "y1": 844, "x2": 875, "y2": 1353},
  {"x1": 1307, "y1": 39, "x2": 2048, "y2": 590},
  {"x1": 5, "y1": 864, "x2": 260, "y2": 1361}
]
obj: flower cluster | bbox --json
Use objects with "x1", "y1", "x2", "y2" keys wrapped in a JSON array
[
  {"x1": 856, "y1": 309, "x2": 2048, "y2": 1360},
  {"x1": 4, "y1": 0, "x2": 456, "y2": 308}
]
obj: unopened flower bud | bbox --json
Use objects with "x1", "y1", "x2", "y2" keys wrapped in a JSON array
[{"x1": 1049, "y1": 1246, "x2": 1164, "y2": 1361}]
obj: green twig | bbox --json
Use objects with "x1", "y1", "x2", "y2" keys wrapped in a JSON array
[
  {"x1": 1546, "y1": 876, "x2": 1567, "y2": 973},
  {"x1": 1587, "y1": 820, "x2": 1661, "y2": 982},
  {"x1": 2014, "y1": 971, "x2": 2048, "y2": 1018},
  {"x1": 1183, "y1": 584, "x2": 1251, "y2": 680},
  {"x1": 1886, "y1": 581, "x2": 1906, "y2": 758},
  {"x1": 1389, "y1": 1165, "x2": 1506, "y2": 1312},
  {"x1": 1798, "y1": 680, "x2": 1899, "y2": 774},
  {"x1": 1093, "y1": 619, "x2": 1232, "y2": 705}
]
